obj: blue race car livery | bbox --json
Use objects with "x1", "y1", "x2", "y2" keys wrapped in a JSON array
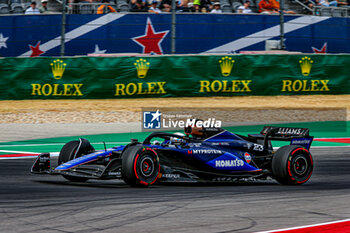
[{"x1": 31, "y1": 125, "x2": 314, "y2": 186}]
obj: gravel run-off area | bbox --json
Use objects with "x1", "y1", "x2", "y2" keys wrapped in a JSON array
[{"x1": 0, "y1": 95, "x2": 349, "y2": 123}]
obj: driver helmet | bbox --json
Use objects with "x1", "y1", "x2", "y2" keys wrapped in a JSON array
[
  {"x1": 170, "y1": 132, "x2": 185, "y2": 143},
  {"x1": 184, "y1": 119, "x2": 204, "y2": 137}
]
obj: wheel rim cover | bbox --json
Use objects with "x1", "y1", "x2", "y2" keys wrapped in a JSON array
[
  {"x1": 139, "y1": 156, "x2": 154, "y2": 177},
  {"x1": 293, "y1": 156, "x2": 308, "y2": 176}
]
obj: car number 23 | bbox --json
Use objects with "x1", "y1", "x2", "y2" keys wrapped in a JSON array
[{"x1": 253, "y1": 144, "x2": 264, "y2": 151}]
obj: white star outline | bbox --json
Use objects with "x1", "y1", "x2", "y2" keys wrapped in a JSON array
[
  {"x1": 131, "y1": 17, "x2": 169, "y2": 54},
  {"x1": 0, "y1": 33, "x2": 9, "y2": 49},
  {"x1": 150, "y1": 110, "x2": 162, "y2": 122},
  {"x1": 92, "y1": 44, "x2": 106, "y2": 54}
]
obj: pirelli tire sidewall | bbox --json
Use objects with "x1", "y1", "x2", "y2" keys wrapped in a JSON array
[
  {"x1": 58, "y1": 140, "x2": 80, "y2": 165},
  {"x1": 121, "y1": 145, "x2": 160, "y2": 187},
  {"x1": 58, "y1": 140, "x2": 90, "y2": 182},
  {"x1": 272, "y1": 145, "x2": 313, "y2": 185}
]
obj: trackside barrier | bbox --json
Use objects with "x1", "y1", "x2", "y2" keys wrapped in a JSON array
[{"x1": 0, "y1": 54, "x2": 349, "y2": 100}]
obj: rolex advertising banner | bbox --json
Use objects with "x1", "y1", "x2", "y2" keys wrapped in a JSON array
[{"x1": 0, "y1": 54, "x2": 349, "y2": 100}]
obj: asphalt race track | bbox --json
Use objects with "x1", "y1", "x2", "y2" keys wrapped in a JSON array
[{"x1": 0, "y1": 147, "x2": 349, "y2": 233}]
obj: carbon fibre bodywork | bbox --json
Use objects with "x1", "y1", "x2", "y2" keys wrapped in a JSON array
[{"x1": 31, "y1": 126, "x2": 314, "y2": 184}]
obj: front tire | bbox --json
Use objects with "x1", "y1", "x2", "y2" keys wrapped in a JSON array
[
  {"x1": 121, "y1": 145, "x2": 160, "y2": 187},
  {"x1": 272, "y1": 145, "x2": 313, "y2": 185},
  {"x1": 58, "y1": 139, "x2": 94, "y2": 182}
]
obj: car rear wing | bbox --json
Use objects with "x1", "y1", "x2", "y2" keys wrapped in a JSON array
[
  {"x1": 249, "y1": 126, "x2": 313, "y2": 150},
  {"x1": 260, "y1": 126, "x2": 310, "y2": 138}
]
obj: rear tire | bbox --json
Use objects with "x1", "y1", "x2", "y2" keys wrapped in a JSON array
[
  {"x1": 121, "y1": 145, "x2": 160, "y2": 187},
  {"x1": 272, "y1": 145, "x2": 313, "y2": 185},
  {"x1": 58, "y1": 140, "x2": 94, "y2": 182}
]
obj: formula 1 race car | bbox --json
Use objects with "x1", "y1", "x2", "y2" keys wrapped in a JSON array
[{"x1": 31, "y1": 125, "x2": 314, "y2": 187}]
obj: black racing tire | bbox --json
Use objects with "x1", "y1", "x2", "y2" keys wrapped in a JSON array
[
  {"x1": 58, "y1": 140, "x2": 93, "y2": 182},
  {"x1": 58, "y1": 140, "x2": 79, "y2": 165},
  {"x1": 121, "y1": 145, "x2": 160, "y2": 187},
  {"x1": 272, "y1": 145, "x2": 313, "y2": 185}
]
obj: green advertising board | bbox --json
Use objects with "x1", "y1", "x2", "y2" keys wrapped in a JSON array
[{"x1": 0, "y1": 54, "x2": 349, "y2": 100}]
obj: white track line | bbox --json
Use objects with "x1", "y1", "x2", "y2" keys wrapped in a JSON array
[
  {"x1": 0, "y1": 150, "x2": 39, "y2": 154},
  {"x1": 256, "y1": 218, "x2": 350, "y2": 233},
  {"x1": 0, "y1": 156, "x2": 39, "y2": 160},
  {"x1": 0, "y1": 149, "x2": 40, "y2": 160},
  {"x1": 0, "y1": 151, "x2": 59, "y2": 160}
]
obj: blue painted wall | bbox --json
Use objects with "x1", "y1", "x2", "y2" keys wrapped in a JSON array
[{"x1": 0, "y1": 13, "x2": 348, "y2": 57}]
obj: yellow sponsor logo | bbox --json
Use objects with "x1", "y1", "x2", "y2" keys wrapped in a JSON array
[
  {"x1": 115, "y1": 82, "x2": 166, "y2": 96},
  {"x1": 134, "y1": 58, "x2": 150, "y2": 79},
  {"x1": 115, "y1": 59, "x2": 166, "y2": 96},
  {"x1": 219, "y1": 56, "x2": 235, "y2": 76},
  {"x1": 197, "y1": 57, "x2": 243, "y2": 94},
  {"x1": 31, "y1": 84, "x2": 83, "y2": 96},
  {"x1": 199, "y1": 80, "x2": 252, "y2": 93},
  {"x1": 299, "y1": 56, "x2": 313, "y2": 77},
  {"x1": 31, "y1": 59, "x2": 84, "y2": 96},
  {"x1": 51, "y1": 59, "x2": 67, "y2": 80},
  {"x1": 281, "y1": 80, "x2": 329, "y2": 92},
  {"x1": 281, "y1": 57, "x2": 329, "y2": 92}
]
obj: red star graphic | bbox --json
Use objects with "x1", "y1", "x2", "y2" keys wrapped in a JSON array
[
  {"x1": 132, "y1": 18, "x2": 169, "y2": 55},
  {"x1": 312, "y1": 42, "x2": 327, "y2": 54},
  {"x1": 29, "y1": 41, "x2": 44, "y2": 57}
]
